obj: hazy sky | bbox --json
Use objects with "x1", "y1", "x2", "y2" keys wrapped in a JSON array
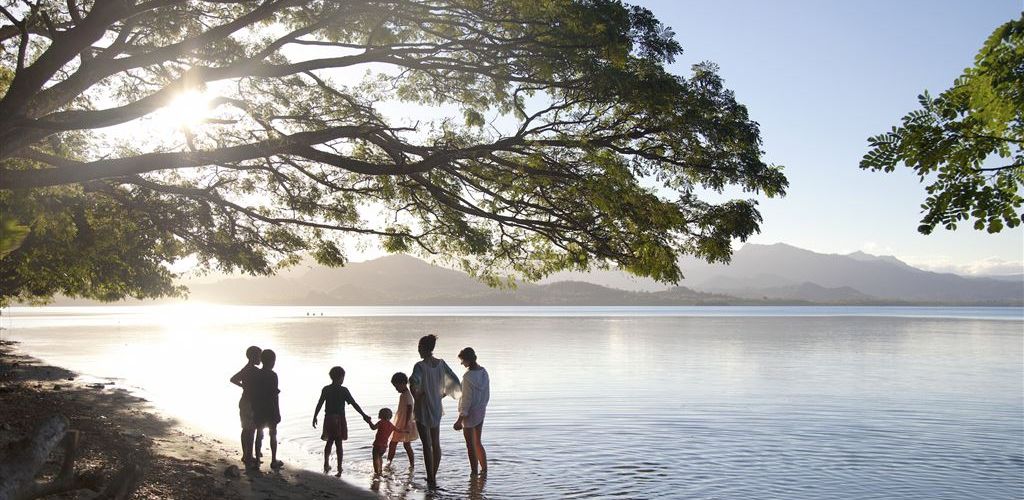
[
  {"x1": 636, "y1": 0, "x2": 1023, "y2": 274},
  {"x1": 173, "y1": 2, "x2": 1022, "y2": 278}
]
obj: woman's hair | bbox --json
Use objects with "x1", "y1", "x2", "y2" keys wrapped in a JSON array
[
  {"x1": 379, "y1": 407, "x2": 393, "y2": 420},
  {"x1": 458, "y1": 347, "x2": 477, "y2": 363},
  {"x1": 391, "y1": 372, "x2": 408, "y2": 385},
  {"x1": 329, "y1": 366, "x2": 345, "y2": 381},
  {"x1": 418, "y1": 334, "x2": 437, "y2": 354}
]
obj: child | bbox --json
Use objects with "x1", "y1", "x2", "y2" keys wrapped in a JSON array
[
  {"x1": 229, "y1": 345, "x2": 261, "y2": 467},
  {"x1": 312, "y1": 366, "x2": 373, "y2": 475},
  {"x1": 370, "y1": 408, "x2": 395, "y2": 476},
  {"x1": 388, "y1": 372, "x2": 418, "y2": 467},
  {"x1": 251, "y1": 349, "x2": 283, "y2": 469}
]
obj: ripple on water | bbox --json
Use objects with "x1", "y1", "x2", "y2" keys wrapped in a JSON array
[{"x1": 6, "y1": 309, "x2": 1022, "y2": 500}]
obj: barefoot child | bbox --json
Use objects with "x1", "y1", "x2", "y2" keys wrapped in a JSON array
[
  {"x1": 312, "y1": 366, "x2": 373, "y2": 475},
  {"x1": 388, "y1": 372, "x2": 418, "y2": 467},
  {"x1": 370, "y1": 408, "x2": 395, "y2": 476},
  {"x1": 252, "y1": 349, "x2": 283, "y2": 469},
  {"x1": 229, "y1": 345, "x2": 261, "y2": 467}
]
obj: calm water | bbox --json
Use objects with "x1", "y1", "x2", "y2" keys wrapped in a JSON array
[{"x1": 2, "y1": 306, "x2": 1022, "y2": 499}]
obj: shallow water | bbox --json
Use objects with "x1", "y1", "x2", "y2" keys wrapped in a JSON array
[{"x1": 3, "y1": 306, "x2": 1022, "y2": 499}]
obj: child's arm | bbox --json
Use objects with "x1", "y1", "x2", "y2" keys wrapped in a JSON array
[
  {"x1": 402, "y1": 403, "x2": 414, "y2": 431},
  {"x1": 229, "y1": 365, "x2": 248, "y2": 387},
  {"x1": 350, "y1": 400, "x2": 373, "y2": 425},
  {"x1": 368, "y1": 419, "x2": 379, "y2": 430},
  {"x1": 345, "y1": 389, "x2": 373, "y2": 425},
  {"x1": 454, "y1": 376, "x2": 470, "y2": 430},
  {"x1": 312, "y1": 388, "x2": 326, "y2": 428}
]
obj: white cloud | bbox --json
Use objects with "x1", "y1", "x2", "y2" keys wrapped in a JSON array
[
  {"x1": 904, "y1": 256, "x2": 1024, "y2": 276},
  {"x1": 858, "y1": 241, "x2": 896, "y2": 256}
]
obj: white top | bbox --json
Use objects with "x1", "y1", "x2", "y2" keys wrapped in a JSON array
[
  {"x1": 458, "y1": 366, "x2": 490, "y2": 428},
  {"x1": 411, "y1": 358, "x2": 461, "y2": 427}
]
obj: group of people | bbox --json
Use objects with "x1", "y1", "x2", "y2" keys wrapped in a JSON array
[{"x1": 230, "y1": 334, "x2": 490, "y2": 488}]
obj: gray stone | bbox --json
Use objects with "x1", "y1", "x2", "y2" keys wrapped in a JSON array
[{"x1": 224, "y1": 465, "x2": 241, "y2": 478}]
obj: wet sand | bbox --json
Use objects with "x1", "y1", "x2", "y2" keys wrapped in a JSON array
[{"x1": 0, "y1": 340, "x2": 378, "y2": 500}]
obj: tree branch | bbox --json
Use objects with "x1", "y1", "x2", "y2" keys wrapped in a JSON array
[{"x1": 2, "y1": 125, "x2": 388, "y2": 189}]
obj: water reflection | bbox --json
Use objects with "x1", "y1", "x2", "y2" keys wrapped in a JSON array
[{"x1": 3, "y1": 306, "x2": 1022, "y2": 500}]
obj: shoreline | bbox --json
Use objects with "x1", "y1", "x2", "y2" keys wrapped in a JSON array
[{"x1": 0, "y1": 340, "x2": 379, "y2": 500}]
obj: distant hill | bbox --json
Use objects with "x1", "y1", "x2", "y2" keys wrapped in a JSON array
[
  {"x1": 683, "y1": 243, "x2": 1022, "y2": 305},
  {"x1": 544, "y1": 243, "x2": 1023, "y2": 306},
  {"x1": 717, "y1": 282, "x2": 878, "y2": 303},
  {"x1": 35, "y1": 244, "x2": 1024, "y2": 306},
  {"x1": 182, "y1": 255, "x2": 741, "y2": 306},
  {"x1": 982, "y1": 274, "x2": 1024, "y2": 283}
]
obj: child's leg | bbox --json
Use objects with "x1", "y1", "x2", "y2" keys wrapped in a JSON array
[
  {"x1": 474, "y1": 424, "x2": 487, "y2": 474},
  {"x1": 335, "y1": 439, "x2": 343, "y2": 473},
  {"x1": 254, "y1": 428, "x2": 264, "y2": 459},
  {"x1": 241, "y1": 427, "x2": 254, "y2": 461},
  {"x1": 268, "y1": 425, "x2": 279, "y2": 464},
  {"x1": 388, "y1": 440, "x2": 398, "y2": 462},
  {"x1": 462, "y1": 427, "x2": 478, "y2": 475},
  {"x1": 372, "y1": 448, "x2": 383, "y2": 475},
  {"x1": 404, "y1": 441, "x2": 415, "y2": 466},
  {"x1": 323, "y1": 438, "x2": 333, "y2": 471}
]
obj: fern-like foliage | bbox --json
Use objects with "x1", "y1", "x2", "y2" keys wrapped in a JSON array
[{"x1": 861, "y1": 15, "x2": 1024, "y2": 234}]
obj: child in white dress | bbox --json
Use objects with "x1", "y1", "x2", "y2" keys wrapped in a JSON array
[{"x1": 388, "y1": 372, "x2": 418, "y2": 467}]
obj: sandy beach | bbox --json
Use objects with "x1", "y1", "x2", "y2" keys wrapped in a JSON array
[{"x1": 0, "y1": 340, "x2": 379, "y2": 500}]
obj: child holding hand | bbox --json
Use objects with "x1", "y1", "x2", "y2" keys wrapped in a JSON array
[
  {"x1": 312, "y1": 366, "x2": 372, "y2": 475},
  {"x1": 370, "y1": 408, "x2": 395, "y2": 476},
  {"x1": 388, "y1": 372, "x2": 418, "y2": 467}
]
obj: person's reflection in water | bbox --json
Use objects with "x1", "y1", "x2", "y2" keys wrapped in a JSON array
[
  {"x1": 370, "y1": 468, "x2": 417, "y2": 500},
  {"x1": 467, "y1": 473, "x2": 488, "y2": 500}
]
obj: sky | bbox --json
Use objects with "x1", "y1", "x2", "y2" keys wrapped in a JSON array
[
  {"x1": 634, "y1": 0, "x2": 1023, "y2": 275},
  {"x1": 172, "y1": 1, "x2": 1023, "y2": 279}
]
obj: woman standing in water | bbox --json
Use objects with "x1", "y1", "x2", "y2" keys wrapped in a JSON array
[
  {"x1": 454, "y1": 347, "x2": 489, "y2": 476},
  {"x1": 410, "y1": 334, "x2": 461, "y2": 488}
]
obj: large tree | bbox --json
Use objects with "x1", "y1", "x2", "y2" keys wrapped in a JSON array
[
  {"x1": 0, "y1": 0, "x2": 786, "y2": 304},
  {"x1": 861, "y1": 15, "x2": 1023, "y2": 235}
]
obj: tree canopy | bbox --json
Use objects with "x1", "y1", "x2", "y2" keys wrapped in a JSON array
[
  {"x1": 861, "y1": 15, "x2": 1024, "y2": 235},
  {"x1": 0, "y1": 0, "x2": 786, "y2": 304}
]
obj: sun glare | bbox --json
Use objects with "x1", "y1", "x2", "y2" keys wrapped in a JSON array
[{"x1": 156, "y1": 90, "x2": 212, "y2": 130}]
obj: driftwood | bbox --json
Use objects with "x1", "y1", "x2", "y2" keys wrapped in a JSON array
[{"x1": 0, "y1": 415, "x2": 141, "y2": 500}]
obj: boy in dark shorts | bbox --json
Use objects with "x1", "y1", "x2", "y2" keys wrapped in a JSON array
[
  {"x1": 229, "y1": 345, "x2": 261, "y2": 467},
  {"x1": 251, "y1": 349, "x2": 283, "y2": 469},
  {"x1": 312, "y1": 366, "x2": 373, "y2": 475}
]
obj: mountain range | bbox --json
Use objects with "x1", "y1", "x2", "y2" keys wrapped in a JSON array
[
  {"x1": 168, "y1": 243, "x2": 1022, "y2": 306},
  {"x1": 35, "y1": 243, "x2": 1022, "y2": 306}
]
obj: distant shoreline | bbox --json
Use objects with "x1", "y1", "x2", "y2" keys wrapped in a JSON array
[
  {"x1": 5, "y1": 304, "x2": 1023, "y2": 323},
  {"x1": 13, "y1": 299, "x2": 1024, "y2": 307}
]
